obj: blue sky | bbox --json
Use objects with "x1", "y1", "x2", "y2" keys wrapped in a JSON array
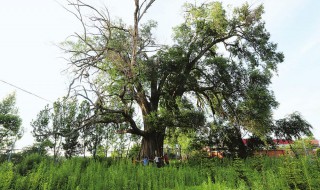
[
  {"x1": 0, "y1": 0, "x2": 319, "y2": 149},
  {"x1": 265, "y1": 1, "x2": 320, "y2": 132}
]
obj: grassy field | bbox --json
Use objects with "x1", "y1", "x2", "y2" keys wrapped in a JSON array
[{"x1": 1, "y1": 154, "x2": 320, "y2": 190}]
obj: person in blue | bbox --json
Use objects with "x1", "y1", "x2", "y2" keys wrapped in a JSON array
[{"x1": 142, "y1": 156, "x2": 149, "y2": 166}]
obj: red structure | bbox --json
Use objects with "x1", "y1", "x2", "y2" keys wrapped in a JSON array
[
  {"x1": 242, "y1": 139, "x2": 294, "y2": 146},
  {"x1": 203, "y1": 139, "x2": 319, "y2": 158},
  {"x1": 243, "y1": 138, "x2": 320, "y2": 157}
]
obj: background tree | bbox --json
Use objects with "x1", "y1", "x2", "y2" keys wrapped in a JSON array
[
  {"x1": 83, "y1": 123, "x2": 107, "y2": 159},
  {"x1": 32, "y1": 97, "x2": 122, "y2": 159},
  {"x1": 192, "y1": 112, "x2": 313, "y2": 157},
  {"x1": 273, "y1": 112, "x2": 312, "y2": 141},
  {"x1": 30, "y1": 105, "x2": 52, "y2": 155},
  {"x1": 273, "y1": 112, "x2": 313, "y2": 157},
  {"x1": 165, "y1": 128, "x2": 195, "y2": 157},
  {"x1": 32, "y1": 104, "x2": 62, "y2": 160},
  {"x1": 190, "y1": 120, "x2": 249, "y2": 157},
  {"x1": 97, "y1": 125, "x2": 117, "y2": 158},
  {"x1": 58, "y1": 99, "x2": 82, "y2": 158},
  {"x1": 0, "y1": 93, "x2": 22, "y2": 151},
  {"x1": 289, "y1": 137, "x2": 315, "y2": 156},
  {"x1": 62, "y1": 0, "x2": 283, "y2": 159},
  {"x1": 77, "y1": 100, "x2": 91, "y2": 157},
  {"x1": 32, "y1": 98, "x2": 85, "y2": 159}
]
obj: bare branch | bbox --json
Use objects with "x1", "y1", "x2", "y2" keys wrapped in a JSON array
[{"x1": 138, "y1": 0, "x2": 156, "y2": 22}]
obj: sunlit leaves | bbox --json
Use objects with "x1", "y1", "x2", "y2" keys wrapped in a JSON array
[
  {"x1": 183, "y1": 2, "x2": 228, "y2": 35},
  {"x1": 0, "y1": 93, "x2": 18, "y2": 115}
]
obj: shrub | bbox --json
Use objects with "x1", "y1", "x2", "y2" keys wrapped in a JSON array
[
  {"x1": 316, "y1": 148, "x2": 320, "y2": 158},
  {"x1": 16, "y1": 153, "x2": 44, "y2": 176},
  {"x1": 2, "y1": 155, "x2": 320, "y2": 189},
  {"x1": 0, "y1": 162, "x2": 14, "y2": 189}
]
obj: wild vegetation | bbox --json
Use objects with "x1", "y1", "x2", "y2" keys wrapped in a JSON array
[
  {"x1": 1, "y1": 153, "x2": 320, "y2": 190},
  {"x1": 1, "y1": 1, "x2": 318, "y2": 189}
]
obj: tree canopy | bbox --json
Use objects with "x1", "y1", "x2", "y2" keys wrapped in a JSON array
[
  {"x1": 191, "y1": 111, "x2": 313, "y2": 157},
  {"x1": 61, "y1": 0, "x2": 284, "y2": 158},
  {"x1": 0, "y1": 93, "x2": 22, "y2": 150},
  {"x1": 31, "y1": 97, "x2": 120, "y2": 159},
  {"x1": 273, "y1": 112, "x2": 313, "y2": 141}
]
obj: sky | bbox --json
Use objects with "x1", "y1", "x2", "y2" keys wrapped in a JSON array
[{"x1": 0, "y1": 0, "x2": 319, "y2": 149}]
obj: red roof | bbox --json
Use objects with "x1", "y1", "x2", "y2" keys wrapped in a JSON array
[
  {"x1": 310, "y1": 140, "x2": 319, "y2": 146},
  {"x1": 242, "y1": 139, "x2": 293, "y2": 145},
  {"x1": 272, "y1": 139, "x2": 293, "y2": 145},
  {"x1": 242, "y1": 139, "x2": 319, "y2": 146}
]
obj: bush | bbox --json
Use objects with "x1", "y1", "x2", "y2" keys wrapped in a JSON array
[
  {"x1": 316, "y1": 148, "x2": 320, "y2": 158},
  {"x1": 0, "y1": 154, "x2": 8, "y2": 163},
  {"x1": 1, "y1": 154, "x2": 320, "y2": 189},
  {"x1": 16, "y1": 153, "x2": 44, "y2": 176},
  {"x1": 0, "y1": 162, "x2": 14, "y2": 189}
]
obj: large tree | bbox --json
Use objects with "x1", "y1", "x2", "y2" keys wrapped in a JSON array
[{"x1": 62, "y1": 0, "x2": 283, "y2": 158}]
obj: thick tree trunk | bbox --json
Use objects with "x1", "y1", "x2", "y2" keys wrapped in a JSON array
[
  {"x1": 139, "y1": 132, "x2": 164, "y2": 159},
  {"x1": 237, "y1": 137, "x2": 247, "y2": 158},
  {"x1": 234, "y1": 127, "x2": 247, "y2": 158}
]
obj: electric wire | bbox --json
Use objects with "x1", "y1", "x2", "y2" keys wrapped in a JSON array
[{"x1": 0, "y1": 79, "x2": 53, "y2": 103}]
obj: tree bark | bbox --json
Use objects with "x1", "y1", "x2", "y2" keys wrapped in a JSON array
[
  {"x1": 234, "y1": 127, "x2": 247, "y2": 158},
  {"x1": 139, "y1": 132, "x2": 164, "y2": 159}
]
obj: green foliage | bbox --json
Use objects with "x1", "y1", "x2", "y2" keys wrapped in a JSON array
[
  {"x1": 61, "y1": 0, "x2": 285, "y2": 158},
  {"x1": 0, "y1": 162, "x2": 14, "y2": 189},
  {"x1": 191, "y1": 120, "x2": 248, "y2": 158},
  {"x1": 279, "y1": 157, "x2": 310, "y2": 189},
  {"x1": 21, "y1": 143, "x2": 49, "y2": 156},
  {"x1": 0, "y1": 93, "x2": 22, "y2": 149},
  {"x1": 16, "y1": 153, "x2": 44, "y2": 176},
  {"x1": 1, "y1": 155, "x2": 320, "y2": 189},
  {"x1": 32, "y1": 97, "x2": 121, "y2": 159},
  {"x1": 290, "y1": 138, "x2": 315, "y2": 156},
  {"x1": 316, "y1": 148, "x2": 320, "y2": 158},
  {"x1": 193, "y1": 111, "x2": 314, "y2": 158},
  {"x1": 58, "y1": 99, "x2": 81, "y2": 158},
  {"x1": 273, "y1": 112, "x2": 313, "y2": 141},
  {"x1": 0, "y1": 93, "x2": 18, "y2": 114},
  {"x1": 233, "y1": 156, "x2": 251, "y2": 188},
  {"x1": 2, "y1": 157, "x2": 206, "y2": 190},
  {"x1": 31, "y1": 104, "x2": 60, "y2": 159},
  {"x1": 127, "y1": 143, "x2": 140, "y2": 158}
]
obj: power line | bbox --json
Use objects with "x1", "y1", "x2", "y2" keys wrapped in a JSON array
[{"x1": 0, "y1": 79, "x2": 53, "y2": 103}]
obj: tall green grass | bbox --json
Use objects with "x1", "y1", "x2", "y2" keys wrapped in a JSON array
[
  {"x1": 1, "y1": 154, "x2": 320, "y2": 189},
  {"x1": 0, "y1": 155, "x2": 205, "y2": 190}
]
